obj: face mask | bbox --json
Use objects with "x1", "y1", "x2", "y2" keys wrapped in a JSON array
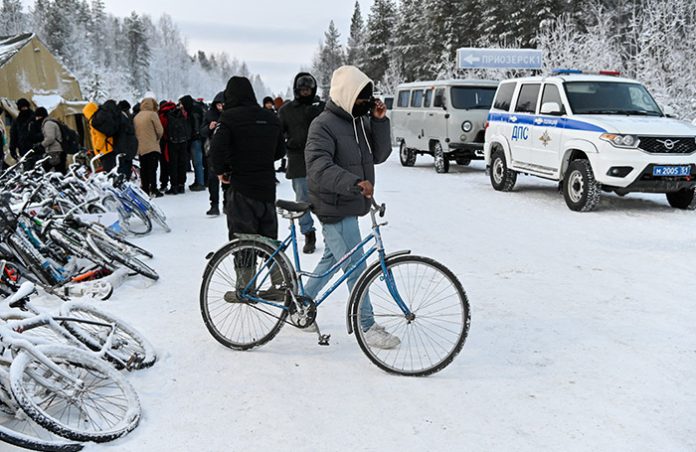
[{"x1": 352, "y1": 102, "x2": 370, "y2": 117}]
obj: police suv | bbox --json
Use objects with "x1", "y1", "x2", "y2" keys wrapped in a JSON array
[{"x1": 484, "y1": 70, "x2": 696, "y2": 211}]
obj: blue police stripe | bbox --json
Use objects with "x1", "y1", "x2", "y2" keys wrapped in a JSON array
[{"x1": 488, "y1": 112, "x2": 607, "y2": 133}]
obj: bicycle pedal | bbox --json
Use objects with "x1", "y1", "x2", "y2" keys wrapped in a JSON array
[{"x1": 318, "y1": 334, "x2": 331, "y2": 346}]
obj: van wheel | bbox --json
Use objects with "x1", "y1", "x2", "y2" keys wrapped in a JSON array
[
  {"x1": 399, "y1": 141, "x2": 416, "y2": 167},
  {"x1": 563, "y1": 159, "x2": 601, "y2": 212},
  {"x1": 456, "y1": 159, "x2": 471, "y2": 166},
  {"x1": 433, "y1": 142, "x2": 449, "y2": 174},
  {"x1": 666, "y1": 188, "x2": 696, "y2": 210},
  {"x1": 490, "y1": 149, "x2": 517, "y2": 191}
]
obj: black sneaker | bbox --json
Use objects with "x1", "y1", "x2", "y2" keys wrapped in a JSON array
[
  {"x1": 206, "y1": 206, "x2": 220, "y2": 216},
  {"x1": 190, "y1": 184, "x2": 206, "y2": 192},
  {"x1": 165, "y1": 188, "x2": 177, "y2": 195},
  {"x1": 150, "y1": 189, "x2": 164, "y2": 198}
]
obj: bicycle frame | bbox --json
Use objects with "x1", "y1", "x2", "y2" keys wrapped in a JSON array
[{"x1": 241, "y1": 202, "x2": 412, "y2": 317}]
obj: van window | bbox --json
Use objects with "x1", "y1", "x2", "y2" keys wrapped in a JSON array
[
  {"x1": 434, "y1": 88, "x2": 446, "y2": 108},
  {"x1": 384, "y1": 97, "x2": 394, "y2": 110},
  {"x1": 493, "y1": 83, "x2": 515, "y2": 111},
  {"x1": 411, "y1": 90, "x2": 424, "y2": 108},
  {"x1": 515, "y1": 84, "x2": 541, "y2": 114},
  {"x1": 423, "y1": 89, "x2": 433, "y2": 108},
  {"x1": 451, "y1": 87, "x2": 497, "y2": 110},
  {"x1": 397, "y1": 90, "x2": 410, "y2": 108},
  {"x1": 540, "y1": 84, "x2": 563, "y2": 110}
]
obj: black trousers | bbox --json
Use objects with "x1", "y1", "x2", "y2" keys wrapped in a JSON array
[
  {"x1": 101, "y1": 152, "x2": 117, "y2": 173},
  {"x1": 140, "y1": 152, "x2": 159, "y2": 193},
  {"x1": 226, "y1": 189, "x2": 278, "y2": 241},
  {"x1": 206, "y1": 155, "x2": 229, "y2": 208},
  {"x1": 159, "y1": 151, "x2": 169, "y2": 188},
  {"x1": 168, "y1": 142, "x2": 188, "y2": 191}
]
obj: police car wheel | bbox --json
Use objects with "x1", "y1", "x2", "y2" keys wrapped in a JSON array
[
  {"x1": 490, "y1": 149, "x2": 517, "y2": 192},
  {"x1": 399, "y1": 141, "x2": 416, "y2": 167},
  {"x1": 563, "y1": 159, "x2": 601, "y2": 212},
  {"x1": 433, "y1": 142, "x2": 449, "y2": 174},
  {"x1": 666, "y1": 188, "x2": 696, "y2": 210}
]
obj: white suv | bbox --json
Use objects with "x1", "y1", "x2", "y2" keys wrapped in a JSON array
[{"x1": 484, "y1": 72, "x2": 696, "y2": 211}]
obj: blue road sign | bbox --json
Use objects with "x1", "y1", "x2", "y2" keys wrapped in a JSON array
[{"x1": 457, "y1": 48, "x2": 543, "y2": 70}]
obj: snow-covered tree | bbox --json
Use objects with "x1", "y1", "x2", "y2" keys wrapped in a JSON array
[
  {"x1": 313, "y1": 20, "x2": 345, "y2": 98},
  {"x1": 0, "y1": 0, "x2": 28, "y2": 35},
  {"x1": 363, "y1": 0, "x2": 396, "y2": 84},
  {"x1": 346, "y1": 1, "x2": 366, "y2": 69}
]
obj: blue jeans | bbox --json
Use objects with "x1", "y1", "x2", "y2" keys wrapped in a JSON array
[
  {"x1": 191, "y1": 139, "x2": 204, "y2": 185},
  {"x1": 304, "y1": 217, "x2": 374, "y2": 331},
  {"x1": 291, "y1": 177, "x2": 315, "y2": 235}
]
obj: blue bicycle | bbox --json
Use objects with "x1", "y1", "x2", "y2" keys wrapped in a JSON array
[{"x1": 200, "y1": 198, "x2": 470, "y2": 376}]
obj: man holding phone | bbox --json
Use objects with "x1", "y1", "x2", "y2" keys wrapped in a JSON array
[{"x1": 304, "y1": 65, "x2": 399, "y2": 349}]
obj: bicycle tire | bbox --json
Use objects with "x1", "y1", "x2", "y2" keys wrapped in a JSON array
[
  {"x1": 96, "y1": 227, "x2": 153, "y2": 259},
  {"x1": 350, "y1": 255, "x2": 470, "y2": 377},
  {"x1": 118, "y1": 198, "x2": 152, "y2": 236},
  {"x1": 89, "y1": 236, "x2": 159, "y2": 280},
  {"x1": 10, "y1": 345, "x2": 141, "y2": 443},
  {"x1": 49, "y1": 228, "x2": 109, "y2": 269},
  {"x1": 200, "y1": 238, "x2": 295, "y2": 350},
  {"x1": 148, "y1": 205, "x2": 171, "y2": 233},
  {"x1": 59, "y1": 302, "x2": 157, "y2": 370},
  {"x1": 0, "y1": 356, "x2": 84, "y2": 452}
]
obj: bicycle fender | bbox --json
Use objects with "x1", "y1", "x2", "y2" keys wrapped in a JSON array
[{"x1": 345, "y1": 250, "x2": 411, "y2": 335}]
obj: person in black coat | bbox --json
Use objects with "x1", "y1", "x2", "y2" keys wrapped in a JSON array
[
  {"x1": 117, "y1": 100, "x2": 139, "y2": 181},
  {"x1": 179, "y1": 95, "x2": 206, "y2": 191},
  {"x1": 278, "y1": 72, "x2": 325, "y2": 253},
  {"x1": 209, "y1": 76, "x2": 285, "y2": 240},
  {"x1": 201, "y1": 91, "x2": 227, "y2": 216},
  {"x1": 9, "y1": 98, "x2": 37, "y2": 165}
]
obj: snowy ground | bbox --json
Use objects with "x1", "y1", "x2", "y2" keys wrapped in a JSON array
[{"x1": 11, "y1": 152, "x2": 695, "y2": 451}]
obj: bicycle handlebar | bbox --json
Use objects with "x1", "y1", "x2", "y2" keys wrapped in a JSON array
[{"x1": 371, "y1": 198, "x2": 386, "y2": 218}]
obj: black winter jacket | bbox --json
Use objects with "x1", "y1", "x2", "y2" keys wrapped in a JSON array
[
  {"x1": 9, "y1": 109, "x2": 35, "y2": 158},
  {"x1": 305, "y1": 100, "x2": 392, "y2": 223},
  {"x1": 278, "y1": 73, "x2": 325, "y2": 179},
  {"x1": 209, "y1": 77, "x2": 285, "y2": 203}
]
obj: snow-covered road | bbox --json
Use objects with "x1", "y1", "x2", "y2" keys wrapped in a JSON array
[{"x1": 34, "y1": 153, "x2": 694, "y2": 451}]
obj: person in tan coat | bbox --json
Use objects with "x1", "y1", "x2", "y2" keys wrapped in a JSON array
[{"x1": 134, "y1": 97, "x2": 164, "y2": 197}]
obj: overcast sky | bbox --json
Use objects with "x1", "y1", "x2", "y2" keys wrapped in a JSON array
[{"x1": 96, "y1": 0, "x2": 374, "y2": 94}]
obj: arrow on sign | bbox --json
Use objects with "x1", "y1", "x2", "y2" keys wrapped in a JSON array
[{"x1": 461, "y1": 54, "x2": 481, "y2": 65}]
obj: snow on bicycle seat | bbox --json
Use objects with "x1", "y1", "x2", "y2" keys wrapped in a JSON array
[{"x1": 275, "y1": 200, "x2": 311, "y2": 214}]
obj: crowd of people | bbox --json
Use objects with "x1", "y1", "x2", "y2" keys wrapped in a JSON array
[{"x1": 2, "y1": 65, "x2": 401, "y2": 348}]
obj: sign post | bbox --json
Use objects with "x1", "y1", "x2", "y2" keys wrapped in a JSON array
[{"x1": 456, "y1": 48, "x2": 543, "y2": 70}]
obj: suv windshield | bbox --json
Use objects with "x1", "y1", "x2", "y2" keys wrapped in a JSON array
[
  {"x1": 564, "y1": 81, "x2": 663, "y2": 116},
  {"x1": 450, "y1": 87, "x2": 496, "y2": 110}
]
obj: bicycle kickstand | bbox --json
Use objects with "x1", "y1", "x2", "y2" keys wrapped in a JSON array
[{"x1": 315, "y1": 322, "x2": 331, "y2": 346}]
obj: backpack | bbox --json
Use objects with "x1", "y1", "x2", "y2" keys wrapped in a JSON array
[
  {"x1": 90, "y1": 102, "x2": 121, "y2": 137},
  {"x1": 167, "y1": 109, "x2": 191, "y2": 144},
  {"x1": 50, "y1": 120, "x2": 80, "y2": 155}
]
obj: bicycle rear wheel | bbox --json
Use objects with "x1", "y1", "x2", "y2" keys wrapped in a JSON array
[
  {"x1": 89, "y1": 236, "x2": 159, "y2": 281},
  {"x1": 10, "y1": 345, "x2": 141, "y2": 443},
  {"x1": 351, "y1": 255, "x2": 470, "y2": 376},
  {"x1": 200, "y1": 239, "x2": 294, "y2": 350}
]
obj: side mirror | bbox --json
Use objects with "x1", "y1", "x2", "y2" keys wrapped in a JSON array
[{"x1": 540, "y1": 102, "x2": 563, "y2": 116}]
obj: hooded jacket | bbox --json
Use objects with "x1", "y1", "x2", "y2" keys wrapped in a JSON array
[
  {"x1": 179, "y1": 95, "x2": 203, "y2": 141},
  {"x1": 9, "y1": 109, "x2": 35, "y2": 158},
  {"x1": 209, "y1": 77, "x2": 285, "y2": 203},
  {"x1": 200, "y1": 91, "x2": 224, "y2": 140},
  {"x1": 305, "y1": 66, "x2": 392, "y2": 223},
  {"x1": 40, "y1": 118, "x2": 62, "y2": 158},
  {"x1": 83, "y1": 102, "x2": 114, "y2": 156},
  {"x1": 134, "y1": 98, "x2": 164, "y2": 156},
  {"x1": 278, "y1": 72, "x2": 325, "y2": 179}
]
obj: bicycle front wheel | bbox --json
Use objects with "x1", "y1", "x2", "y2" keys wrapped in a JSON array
[
  {"x1": 351, "y1": 255, "x2": 470, "y2": 376},
  {"x1": 10, "y1": 345, "x2": 141, "y2": 443},
  {"x1": 200, "y1": 239, "x2": 295, "y2": 350}
]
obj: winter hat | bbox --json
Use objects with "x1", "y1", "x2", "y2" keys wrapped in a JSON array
[
  {"x1": 16, "y1": 98, "x2": 30, "y2": 109},
  {"x1": 142, "y1": 91, "x2": 157, "y2": 101},
  {"x1": 34, "y1": 107, "x2": 48, "y2": 118},
  {"x1": 262, "y1": 96, "x2": 274, "y2": 105},
  {"x1": 118, "y1": 100, "x2": 131, "y2": 112}
]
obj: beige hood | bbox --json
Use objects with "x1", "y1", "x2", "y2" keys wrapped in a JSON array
[
  {"x1": 329, "y1": 66, "x2": 372, "y2": 117},
  {"x1": 140, "y1": 98, "x2": 158, "y2": 112}
]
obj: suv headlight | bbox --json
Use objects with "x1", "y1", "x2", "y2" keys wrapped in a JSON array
[
  {"x1": 600, "y1": 133, "x2": 640, "y2": 148},
  {"x1": 461, "y1": 121, "x2": 473, "y2": 133}
]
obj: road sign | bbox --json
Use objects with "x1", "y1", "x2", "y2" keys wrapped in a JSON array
[{"x1": 457, "y1": 48, "x2": 543, "y2": 70}]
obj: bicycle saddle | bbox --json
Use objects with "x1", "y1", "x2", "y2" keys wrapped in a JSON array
[{"x1": 275, "y1": 200, "x2": 311, "y2": 214}]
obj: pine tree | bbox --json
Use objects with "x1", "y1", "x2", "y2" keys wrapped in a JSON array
[
  {"x1": 363, "y1": 0, "x2": 397, "y2": 84},
  {"x1": 314, "y1": 20, "x2": 345, "y2": 97},
  {"x1": 396, "y1": 0, "x2": 429, "y2": 82},
  {"x1": 346, "y1": 1, "x2": 366, "y2": 69},
  {"x1": 0, "y1": 0, "x2": 26, "y2": 35},
  {"x1": 125, "y1": 11, "x2": 151, "y2": 98}
]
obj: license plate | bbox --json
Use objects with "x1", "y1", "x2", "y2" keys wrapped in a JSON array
[{"x1": 652, "y1": 165, "x2": 691, "y2": 177}]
